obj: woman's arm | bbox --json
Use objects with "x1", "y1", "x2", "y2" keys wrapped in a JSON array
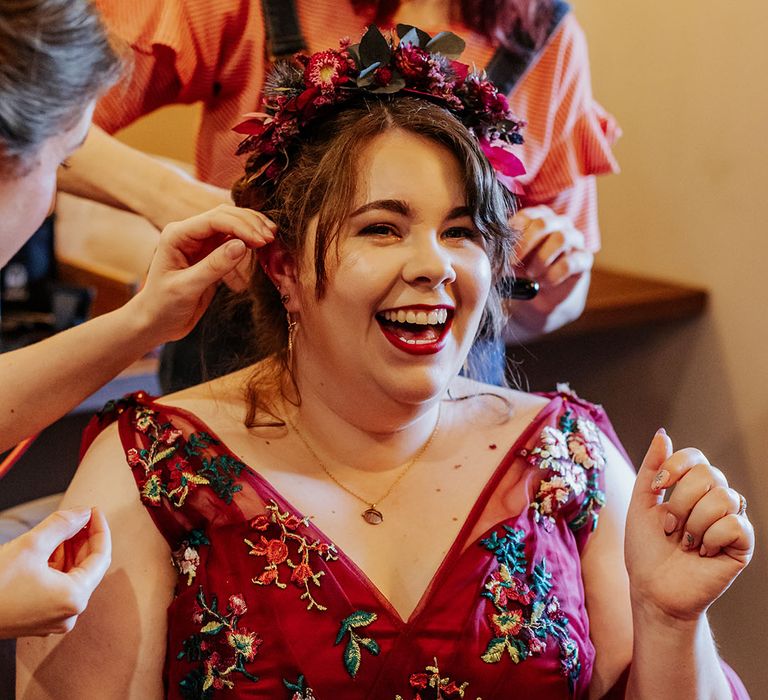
[
  {"x1": 583, "y1": 431, "x2": 753, "y2": 699},
  {"x1": 58, "y1": 126, "x2": 232, "y2": 230},
  {"x1": 16, "y1": 423, "x2": 174, "y2": 699},
  {"x1": 0, "y1": 205, "x2": 274, "y2": 452}
]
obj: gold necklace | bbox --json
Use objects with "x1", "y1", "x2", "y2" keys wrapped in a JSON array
[{"x1": 286, "y1": 408, "x2": 441, "y2": 525}]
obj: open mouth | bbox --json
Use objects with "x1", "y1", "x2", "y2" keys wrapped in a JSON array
[{"x1": 375, "y1": 306, "x2": 454, "y2": 354}]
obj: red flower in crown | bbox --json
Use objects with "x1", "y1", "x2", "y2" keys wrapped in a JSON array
[
  {"x1": 304, "y1": 50, "x2": 353, "y2": 92},
  {"x1": 394, "y1": 44, "x2": 433, "y2": 82}
]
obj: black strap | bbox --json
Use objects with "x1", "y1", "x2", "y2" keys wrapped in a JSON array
[
  {"x1": 260, "y1": 0, "x2": 307, "y2": 60},
  {"x1": 485, "y1": 1, "x2": 570, "y2": 94}
]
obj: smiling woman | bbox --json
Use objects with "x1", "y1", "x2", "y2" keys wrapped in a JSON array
[{"x1": 17, "y1": 28, "x2": 753, "y2": 700}]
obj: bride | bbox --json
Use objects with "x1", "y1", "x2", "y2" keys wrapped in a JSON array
[{"x1": 18, "y1": 28, "x2": 752, "y2": 699}]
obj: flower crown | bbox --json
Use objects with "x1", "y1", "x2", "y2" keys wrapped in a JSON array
[{"x1": 233, "y1": 25, "x2": 527, "y2": 193}]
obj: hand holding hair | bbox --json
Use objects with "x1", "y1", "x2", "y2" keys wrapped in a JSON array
[{"x1": 129, "y1": 204, "x2": 276, "y2": 344}]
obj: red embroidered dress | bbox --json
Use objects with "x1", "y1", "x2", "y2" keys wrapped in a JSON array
[{"x1": 84, "y1": 390, "x2": 743, "y2": 699}]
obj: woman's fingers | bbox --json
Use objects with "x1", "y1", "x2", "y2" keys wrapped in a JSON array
[
  {"x1": 66, "y1": 507, "x2": 112, "y2": 594},
  {"x1": 662, "y1": 461, "x2": 728, "y2": 531},
  {"x1": 27, "y1": 508, "x2": 93, "y2": 559},
  {"x1": 652, "y1": 448, "x2": 751, "y2": 558},
  {"x1": 670, "y1": 483, "x2": 741, "y2": 548},
  {"x1": 181, "y1": 238, "x2": 251, "y2": 294},
  {"x1": 700, "y1": 513, "x2": 754, "y2": 560},
  {"x1": 161, "y1": 205, "x2": 275, "y2": 265},
  {"x1": 538, "y1": 249, "x2": 593, "y2": 287}
]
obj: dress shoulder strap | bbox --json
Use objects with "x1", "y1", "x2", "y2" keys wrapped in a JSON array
[{"x1": 484, "y1": 0, "x2": 571, "y2": 94}]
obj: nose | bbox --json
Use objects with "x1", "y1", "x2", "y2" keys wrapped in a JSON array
[{"x1": 402, "y1": 233, "x2": 456, "y2": 289}]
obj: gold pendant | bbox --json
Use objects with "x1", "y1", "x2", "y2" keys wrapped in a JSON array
[{"x1": 362, "y1": 506, "x2": 383, "y2": 525}]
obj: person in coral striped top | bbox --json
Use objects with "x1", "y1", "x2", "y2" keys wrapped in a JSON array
[{"x1": 60, "y1": 0, "x2": 620, "y2": 368}]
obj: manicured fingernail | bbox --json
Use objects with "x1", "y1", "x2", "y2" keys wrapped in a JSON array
[
  {"x1": 682, "y1": 532, "x2": 695, "y2": 550},
  {"x1": 664, "y1": 512, "x2": 678, "y2": 535},
  {"x1": 227, "y1": 239, "x2": 246, "y2": 258},
  {"x1": 652, "y1": 469, "x2": 670, "y2": 491},
  {"x1": 656, "y1": 427, "x2": 667, "y2": 437}
]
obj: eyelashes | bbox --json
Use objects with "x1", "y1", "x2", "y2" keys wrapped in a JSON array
[{"x1": 358, "y1": 223, "x2": 479, "y2": 240}]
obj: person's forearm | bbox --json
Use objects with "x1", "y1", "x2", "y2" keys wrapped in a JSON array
[
  {"x1": 0, "y1": 298, "x2": 158, "y2": 452},
  {"x1": 626, "y1": 603, "x2": 732, "y2": 700},
  {"x1": 58, "y1": 126, "x2": 231, "y2": 230},
  {"x1": 58, "y1": 125, "x2": 179, "y2": 226}
]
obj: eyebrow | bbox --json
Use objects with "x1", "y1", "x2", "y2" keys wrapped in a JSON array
[{"x1": 350, "y1": 199, "x2": 471, "y2": 220}]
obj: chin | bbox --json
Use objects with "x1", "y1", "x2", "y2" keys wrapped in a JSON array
[{"x1": 375, "y1": 364, "x2": 457, "y2": 407}]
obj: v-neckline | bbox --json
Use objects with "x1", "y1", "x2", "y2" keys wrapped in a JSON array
[{"x1": 149, "y1": 394, "x2": 559, "y2": 625}]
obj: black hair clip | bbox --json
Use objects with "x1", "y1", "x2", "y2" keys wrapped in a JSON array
[{"x1": 497, "y1": 277, "x2": 539, "y2": 300}]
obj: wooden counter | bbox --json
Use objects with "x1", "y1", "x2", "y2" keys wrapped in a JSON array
[{"x1": 547, "y1": 267, "x2": 708, "y2": 339}]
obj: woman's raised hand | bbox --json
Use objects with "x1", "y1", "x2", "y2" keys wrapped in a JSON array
[
  {"x1": 0, "y1": 507, "x2": 111, "y2": 638},
  {"x1": 129, "y1": 205, "x2": 276, "y2": 343},
  {"x1": 624, "y1": 430, "x2": 754, "y2": 622}
]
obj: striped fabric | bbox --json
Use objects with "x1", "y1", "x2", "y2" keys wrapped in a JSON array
[{"x1": 94, "y1": 0, "x2": 619, "y2": 251}]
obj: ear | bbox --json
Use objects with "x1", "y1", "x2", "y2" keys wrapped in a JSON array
[{"x1": 259, "y1": 241, "x2": 301, "y2": 312}]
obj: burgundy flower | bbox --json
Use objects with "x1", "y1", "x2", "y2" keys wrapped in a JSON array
[
  {"x1": 409, "y1": 672, "x2": 429, "y2": 689},
  {"x1": 374, "y1": 65, "x2": 394, "y2": 86},
  {"x1": 394, "y1": 45, "x2": 432, "y2": 82}
]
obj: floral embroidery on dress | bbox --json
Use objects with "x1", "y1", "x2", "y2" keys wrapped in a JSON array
[
  {"x1": 335, "y1": 610, "x2": 380, "y2": 679},
  {"x1": 479, "y1": 525, "x2": 581, "y2": 691},
  {"x1": 522, "y1": 407, "x2": 606, "y2": 532},
  {"x1": 172, "y1": 529, "x2": 210, "y2": 586},
  {"x1": 177, "y1": 588, "x2": 261, "y2": 698},
  {"x1": 394, "y1": 658, "x2": 480, "y2": 699},
  {"x1": 244, "y1": 499, "x2": 338, "y2": 611},
  {"x1": 126, "y1": 405, "x2": 246, "y2": 508},
  {"x1": 283, "y1": 674, "x2": 317, "y2": 699}
]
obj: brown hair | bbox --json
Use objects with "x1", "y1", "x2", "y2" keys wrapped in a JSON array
[
  {"x1": 0, "y1": 0, "x2": 124, "y2": 176},
  {"x1": 232, "y1": 97, "x2": 517, "y2": 425}
]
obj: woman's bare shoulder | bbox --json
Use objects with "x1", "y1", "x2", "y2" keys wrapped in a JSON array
[{"x1": 446, "y1": 375, "x2": 550, "y2": 412}]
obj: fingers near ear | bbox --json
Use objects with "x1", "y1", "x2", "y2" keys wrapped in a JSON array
[{"x1": 183, "y1": 238, "x2": 249, "y2": 292}]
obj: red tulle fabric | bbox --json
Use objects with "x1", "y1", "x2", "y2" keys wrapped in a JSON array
[{"x1": 82, "y1": 390, "x2": 747, "y2": 699}]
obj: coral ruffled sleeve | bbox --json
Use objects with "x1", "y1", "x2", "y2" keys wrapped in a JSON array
[
  {"x1": 510, "y1": 15, "x2": 621, "y2": 252},
  {"x1": 92, "y1": 0, "x2": 266, "y2": 144}
]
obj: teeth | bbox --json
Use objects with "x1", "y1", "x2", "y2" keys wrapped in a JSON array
[{"x1": 381, "y1": 308, "x2": 449, "y2": 324}]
